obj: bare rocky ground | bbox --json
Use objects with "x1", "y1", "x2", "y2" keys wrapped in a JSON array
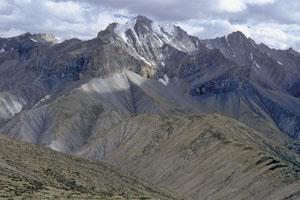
[{"x1": 78, "y1": 114, "x2": 300, "y2": 200}]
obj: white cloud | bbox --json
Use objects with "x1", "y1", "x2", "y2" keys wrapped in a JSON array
[
  {"x1": 218, "y1": 0, "x2": 247, "y2": 12},
  {"x1": 44, "y1": 1, "x2": 87, "y2": 23},
  {"x1": 0, "y1": 0, "x2": 299, "y2": 51},
  {"x1": 217, "y1": 0, "x2": 275, "y2": 12},
  {"x1": 180, "y1": 18, "x2": 300, "y2": 51},
  {"x1": 244, "y1": 23, "x2": 300, "y2": 49},
  {"x1": 0, "y1": 0, "x2": 129, "y2": 39}
]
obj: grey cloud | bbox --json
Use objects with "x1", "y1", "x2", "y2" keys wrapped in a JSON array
[
  {"x1": 54, "y1": 0, "x2": 300, "y2": 25},
  {"x1": 0, "y1": 0, "x2": 299, "y2": 51},
  {"x1": 226, "y1": 1, "x2": 300, "y2": 25},
  {"x1": 54, "y1": 0, "x2": 213, "y2": 21}
]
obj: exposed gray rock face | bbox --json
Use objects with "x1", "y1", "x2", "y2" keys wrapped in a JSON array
[
  {"x1": 98, "y1": 15, "x2": 206, "y2": 67},
  {"x1": 202, "y1": 31, "x2": 300, "y2": 140},
  {"x1": 203, "y1": 31, "x2": 300, "y2": 94},
  {"x1": 1, "y1": 71, "x2": 204, "y2": 153}
]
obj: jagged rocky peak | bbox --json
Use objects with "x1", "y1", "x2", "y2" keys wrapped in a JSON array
[
  {"x1": 227, "y1": 30, "x2": 247, "y2": 39},
  {"x1": 173, "y1": 25, "x2": 188, "y2": 36},
  {"x1": 17, "y1": 32, "x2": 33, "y2": 39},
  {"x1": 105, "y1": 22, "x2": 119, "y2": 32},
  {"x1": 205, "y1": 30, "x2": 252, "y2": 49},
  {"x1": 286, "y1": 47, "x2": 300, "y2": 56},
  {"x1": 113, "y1": 15, "x2": 158, "y2": 39},
  {"x1": 224, "y1": 31, "x2": 254, "y2": 48},
  {"x1": 98, "y1": 15, "x2": 171, "y2": 41},
  {"x1": 135, "y1": 15, "x2": 153, "y2": 29},
  {"x1": 202, "y1": 30, "x2": 261, "y2": 66},
  {"x1": 98, "y1": 15, "x2": 154, "y2": 39},
  {"x1": 114, "y1": 15, "x2": 158, "y2": 36},
  {"x1": 97, "y1": 15, "x2": 202, "y2": 66}
]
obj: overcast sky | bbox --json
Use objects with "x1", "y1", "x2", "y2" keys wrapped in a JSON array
[{"x1": 0, "y1": 0, "x2": 299, "y2": 50}]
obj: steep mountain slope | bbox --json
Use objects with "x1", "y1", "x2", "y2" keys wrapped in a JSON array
[
  {"x1": 0, "y1": 135, "x2": 179, "y2": 199},
  {"x1": 202, "y1": 31, "x2": 300, "y2": 96},
  {"x1": 77, "y1": 114, "x2": 300, "y2": 200},
  {"x1": 1, "y1": 71, "x2": 204, "y2": 153},
  {"x1": 201, "y1": 31, "x2": 300, "y2": 141},
  {"x1": 0, "y1": 30, "x2": 144, "y2": 114},
  {"x1": 98, "y1": 15, "x2": 206, "y2": 66},
  {"x1": 0, "y1": 33, "x2": 56, "y2": 125},
  {"x1": 258, "y1": 44, "x2": 300, "y2": 97}
]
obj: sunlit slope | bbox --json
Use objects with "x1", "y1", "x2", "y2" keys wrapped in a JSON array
[{"x1": 78, "y1": 114, "x2": 300, "y2": 200}]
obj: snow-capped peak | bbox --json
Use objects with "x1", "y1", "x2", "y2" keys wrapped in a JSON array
[
  {"x1": 151, "y1": 21, "x2": 175, "y2": 37},
  {"x1": 98, "y1": 15, "x2": 201, "y2": 67},
  {"x1": 113, "y1": 15, "x2": 174, "y2": 44},
  {"x1": 112, "y1": 15, "x2": 196, "y2": 53},
  {"x1": 114, "y1": 18, "x2": 137, "y2": 44}
]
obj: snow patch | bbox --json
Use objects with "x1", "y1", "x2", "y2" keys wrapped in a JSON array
[
  {"x1": 152, "y1": 22, "x2": 175, "y2": 36},
  {"x1": 159, "y1": 74, "x2": 169, "y2": 86},
  {"x1": 277, "y1": 60, "x2": 283, "y2": 65},
  {"x1": 250, "y1": 53, "x2": 253, "y2": 60},
  {"x1": 250, "y1": 53, "x2": 261, "y2": 69},
  {"x1": 138, "y1": 55, "x2": 152, "y2": 66},
  {"x1": 33, "y1": 95, "x2": 51, "y2": 108},
  {"x1": 40, "y1": 95, "x2": 50, "y2": 103},
  {"x1": 254, "y1": 62, "x2": 262, "y2": 69},
  {"x1": 30, "y1": 38, "x2": 39, "y2": 43},
  {"x1": 163, "y1": 24, "x2": 175, "y2": 35},
  {"x1": 225, "y1": 34, "x2": 231, "y2": 47},
  {"x1": 113, "y1": 17, "x2": 196, "y2": 63},
  {"x1": 114, "y1": 18, "x2": 137, "y2": 44}
]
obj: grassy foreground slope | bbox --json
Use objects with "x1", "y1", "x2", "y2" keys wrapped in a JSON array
[{"x1": 0, "y1": 135, "x2": 179, "y2": 200}]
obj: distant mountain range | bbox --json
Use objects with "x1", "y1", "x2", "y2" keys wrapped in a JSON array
[{"x1": 0, "y1": 15, "x2": 300, "y2": 199}]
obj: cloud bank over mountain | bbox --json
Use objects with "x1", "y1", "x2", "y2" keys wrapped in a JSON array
[{"x1": 0, "y1": 0, "x2": 299, "y2": 50}]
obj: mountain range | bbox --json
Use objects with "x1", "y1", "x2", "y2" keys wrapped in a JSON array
[{"x1": 0, "y1": 15, "x2": 300, "y2": 199}]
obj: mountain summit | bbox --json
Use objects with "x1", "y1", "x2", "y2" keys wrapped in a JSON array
[{"x1": 98, "y1": 15, "x2": 204, "y2": 68}]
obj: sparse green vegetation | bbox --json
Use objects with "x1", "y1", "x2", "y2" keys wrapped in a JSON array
[{"x1": 0, "y1": 135, "x2": 179, "y2": 200}]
